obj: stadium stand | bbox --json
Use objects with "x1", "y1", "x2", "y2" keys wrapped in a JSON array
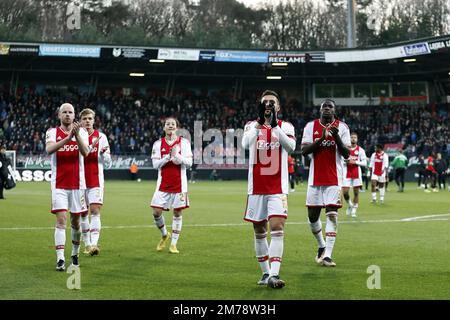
[{"x1": 0, "y1": 85, "x2": 448, "y2": 160}]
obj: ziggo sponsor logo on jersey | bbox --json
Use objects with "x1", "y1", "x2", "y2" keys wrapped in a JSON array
[
  {"x1": 256, "y1": 140, "x2": 280, "y2": 150},
  {"x1": 58, "y1": 144, "x2": 79, "y2": 152},
  {"x1": 314, "y1": 138, "x2": 336, "y2": 147}
]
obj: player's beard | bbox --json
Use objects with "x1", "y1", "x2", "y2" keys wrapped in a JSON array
[
  {"x1": 61, "y1": 118, "x2": 73, "y2": 129},
  {"x1": 321, "y1": 114, "x2": 334, "y2": 125}
]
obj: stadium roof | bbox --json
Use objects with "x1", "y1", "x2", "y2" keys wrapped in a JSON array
[{"x1": 0, "y1": 35, "x2": 449, "y2": 86}]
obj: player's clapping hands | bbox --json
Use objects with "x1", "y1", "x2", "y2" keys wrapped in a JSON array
[
  {"x1": 257, "y1": 101, "x2": 266, "y2": 125},
  {"x1": 270, "y1": 102, "x2": 278, "y2": 128},
  {"x1": 328, "y1": 125, "x2": 339, "y2": 138}
]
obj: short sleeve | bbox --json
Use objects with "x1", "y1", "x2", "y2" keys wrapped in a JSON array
[
  {"x1": 301, "y1": 122, "x2": 313, "y2": 145},
  {"x1": 45, "y1": 128, "x2": 56, "y2": 144}
]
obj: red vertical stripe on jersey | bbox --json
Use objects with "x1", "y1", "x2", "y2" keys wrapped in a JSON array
[
  {"x1": 374, "y1": 152, "x2": 384, "y2": 176},
  {"x1": 252, "y1": 125, "x2": 282, "y2": 194},
  {"x1": 312, "y1": 119, "x2": 338, "y2": 185},
  {"x1": 55, "y1": 127, "x2": 80, "y2": 189},
  {"x1": 84, "y1": 130, "x2": 100, "y2": 188},
  {"x1": 346, "y1": 146, "x2": 360, "y2": 179},
  {"x1": 159, "y1": 137, "x2": 182, "y2": 193}
]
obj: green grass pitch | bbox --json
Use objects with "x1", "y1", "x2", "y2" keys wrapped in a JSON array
[{"x1": 0, "y1": 180, "x2": 449, "y2": 299}]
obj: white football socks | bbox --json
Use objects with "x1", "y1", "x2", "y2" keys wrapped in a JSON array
[
  {"x1": 55, "y1": 227, "x2": 65, "y2": 261},
  {"x1": 324, "y1": 212, "x2": 338, "y2": 259},
  {"x1": 154, "y1": 215, "x2": 168, "y2": 237},
  {"x1": 269, "y1": 230, "x2": 284, "y2": 277},
  {"x1": 309, "y1": 218, "x2": 326, "y2": 248},
  {"x1": 80, "y1": 215, "x2": 91, "y2": 247},
  {"x1": 71, "y1": 226, "x2": 81, "y2": 256},
  {"x1": 90, "y1": 214, "x2": 101, "y2": 246},
  {"x1": 254, "y1": 232, "x2": 270, "y2": 275},
  {"x1": 379, "y1": 187, "x2": 385, "y2": 201},
  {"x1": 171, "y1": 216, "x2": 182, "y2": 246}
]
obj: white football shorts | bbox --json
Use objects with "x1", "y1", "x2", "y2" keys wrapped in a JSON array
[
  {"x1": 151, "y1": 191, "x2": 189, "y2": 211},
  {"x1": 244, "y1": 194, "x2": 288, "y2": 223},
  {"x1": 342, "y1": 177, "x2": 363, "y2": 188},
  {"x1": 51, "y1": 188, "x2": 88, "y2": 215},
  {"x1": 371, "y1": 173, "x2": 386, "y2": 183},
  {"x1": 85, "y1": 187, "x2": 104, "y2": 206},
  {"x1": 306, "y1": 185, "x2": 342, "y2": 208}
]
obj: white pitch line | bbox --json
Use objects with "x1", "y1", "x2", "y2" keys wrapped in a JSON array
[
  {"x1": 400, "y1": 213, "x2": 450, "y2": 221},
  {"x1": 0, "y1": 215, "x2": 449, "y2": 231}
]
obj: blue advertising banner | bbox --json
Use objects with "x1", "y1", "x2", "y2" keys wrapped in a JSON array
[
  {"x1": 199, "y1": 50, "x2": 215, "y2": 61},
  {"x1": 215, "y1": 50, "x2": 268, "y2": 63},
  {"x1": 39, "y1": 44, "x2": 101, "y2": 58}
]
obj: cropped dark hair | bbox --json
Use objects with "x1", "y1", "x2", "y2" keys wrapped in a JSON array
[{"x1": 260, "y1": 90, "x2": 280, "y2": 102}]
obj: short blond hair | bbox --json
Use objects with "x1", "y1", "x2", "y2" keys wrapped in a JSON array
[{"x1": 79, "y1": 108, "x2": 96, "y2": 118}]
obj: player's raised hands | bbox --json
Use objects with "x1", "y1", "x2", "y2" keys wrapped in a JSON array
[
  {"x1": 329, "y1": 125, "x2": 339, "y2": 138},
  {"x1": 257, "y1": 102, "x2": 266, "y2": 125},
  {"x1": 321, "y1": 127, "x2": 328, "y2": 140},
  {"x1": 270, "y1": 102, "x2": 278, "y2": 128}
]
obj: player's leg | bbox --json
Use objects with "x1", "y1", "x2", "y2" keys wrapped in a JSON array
[
  {"x1": 306, "y1": 186, "x2": 326, "y2": 263},
  {"x1": 395, "y1": 169, "x2": 401, "y2": 191},
  {"x1": 89, "y1": 204, "x2": 102, "y2": 255},
  {"x1": 80, "y1": 191, "x2": 91, "y2": 254},
  {"x1": 244, "y1": 195, "x2": 270, "y2": 285},
  {"x1": 52, "y1": 188, "x2": 69, "y2": 271},
  {"x1": 371, "y1": 177, "x2": 378, "y2": 203},
  {"x1": 308, "y1": 207, "x2": 325, "y2": 263},
  {"x1": 253, "y1": 221, "x2": 270, "y2": 285},
  {"x1": 169, "y1": 192, "x2": 189, "y2": 253},
  {"x1": 342, "y1": 186, "x2": 352, "y2": 216},
  {"x1": 400, "y1": 168, "x2": 406, "y2": 192},
  {"x1": 69, "y1": 189, "x2": 87, "y2": 267},
  {"x1": 289, "y1": 174, "x2": 295, "y2": 192},
  {"x1": 267, "y1": 214, "x2": 286, "y2": 289},
  {"x1": 321, "y1": 185, "x2": 341, "y2": 267},
  {"x1": 351, "y1": 186, "x2": 360, "y2": 217},
  {"x1": 151, "y1": 191, "x2": 170, "y2": 251},
  {"x1": 424, "y1": 171, "x2": 431, "y2": 192},
  {"x1": 54, "y1": 211, "x2": 67, "y2": 271},
  {"x1": 266, "y1": 194, "x2": 288, "y2": 288},
  {"x1": 70, "y1": 212, "x2": 81, "y2": 267},
  {"x1": 322, "y1": 206, "x2": 338, "y2": 267},
  {"x1": 169, "y1": 209, "x2": 183, "y2": 254},
  {"x1": 378, "y1": 181, "x2": 385, "y2": 204}
]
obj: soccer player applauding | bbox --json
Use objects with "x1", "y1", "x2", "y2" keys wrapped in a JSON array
[
  {"x1": 45, "y1": 103, "x2": 89, "y2": 271},
  {"x1": 80, "y1": 108, "x2": 111, "y2": 256},
  {"x1": 150, "y1": 117, "x2": 193, "y2": 254},
  {"x1": 242, "y1": 90, "x2": 296, "y2": 289},
  {"x1": 301, "y1": 99, "x2": 351, "y2": 267}
]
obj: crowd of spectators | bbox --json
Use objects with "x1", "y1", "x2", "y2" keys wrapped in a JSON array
[{"x1": 0, "y1": 86, "x2": 448, "y2": 161}]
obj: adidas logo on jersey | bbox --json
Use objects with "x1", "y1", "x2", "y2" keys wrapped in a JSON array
[
  {"x1": 161, "y1": 148, "x2": 166, "y2": 152},
  {"x1": 314, "y1": 131, "x2": 319, "y2": 135},
  {"x1": 57, "y1": 136, "x2": 62, "y2": 141}
]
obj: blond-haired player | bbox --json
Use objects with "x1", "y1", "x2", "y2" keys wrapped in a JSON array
[{"x1": 79, "y1": 108, "x2": 111, "y2": 256}]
